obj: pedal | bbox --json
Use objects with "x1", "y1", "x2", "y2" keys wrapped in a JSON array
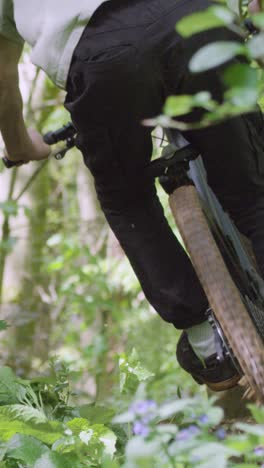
[{"x1": 206, "y1": 308, "x2": 243, "y2": 375}]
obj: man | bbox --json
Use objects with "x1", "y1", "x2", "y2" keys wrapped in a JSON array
[
  {"x1": 1, "y1": 0, "x2": 264, "y2": 391},
  {"x1": 249, "y1": 0, "x2": 262, "y2": 13}
]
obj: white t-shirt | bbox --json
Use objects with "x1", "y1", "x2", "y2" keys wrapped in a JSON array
[{"x1": 0, "y1": 0, "x2": 105, "y2": 88}]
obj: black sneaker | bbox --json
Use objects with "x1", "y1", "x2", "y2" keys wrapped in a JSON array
[{"x1": 176, "y1": 332, "x2": 241, "y2": 392}]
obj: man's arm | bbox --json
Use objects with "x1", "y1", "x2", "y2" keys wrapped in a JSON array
[
  {"x1": 0, "y1": 34, "x2": 50, "y2": 162},
  {"x1": 249, "y1": 0, "x2": 263, "y2": 13}
]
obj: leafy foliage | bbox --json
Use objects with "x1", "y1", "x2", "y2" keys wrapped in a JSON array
[
  {"x1": 146, "y1": 2, "x2": 264, "y2": 129},
  {"x1": 0, "y1": 1, "x2": 264, "y2": 467},
  {"x1": 176, "y1": 5, "x2": 236, "y2": 38},
  {"x1": 119, "y1": 349, "x2": 154, "y2": 394},
  {"x1": 0, "y1": 368, "x2": 29, "y2": 405},
  {"x1": 0, "y1": 363, "x2": 262, "y2": 467}
]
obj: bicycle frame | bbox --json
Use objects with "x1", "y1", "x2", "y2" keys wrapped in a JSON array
[{"x1": 165, "y1": 128, "x2": 264, "y2": 341}]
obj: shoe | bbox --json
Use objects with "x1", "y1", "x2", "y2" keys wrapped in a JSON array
[{"x1": 176, "y1": 332, "x2": 241, "y2": 392}]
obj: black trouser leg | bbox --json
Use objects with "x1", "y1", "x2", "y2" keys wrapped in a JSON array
[
  {"x1": 65, "y1": 120, "x2": 208, "y2": 329},
  {"x1": 64, "y1": 0, "x2": 211, "y2": 329}
]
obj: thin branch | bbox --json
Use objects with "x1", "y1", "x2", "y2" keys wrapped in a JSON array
[
  {"x1": 0, "y1": 168, "x2": 19, "y2": 303},
  {"x1": 14, "y1": 160, "x2": 49, "y2": 203}
]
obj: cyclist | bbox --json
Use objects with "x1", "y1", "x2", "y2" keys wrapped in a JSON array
[{"x1": 0, "y1": 0, "x2": 263, "y2": 391}]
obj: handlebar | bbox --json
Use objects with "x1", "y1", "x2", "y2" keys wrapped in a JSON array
[
  {"x1": 43, "y1": 122, "x2": 76, "y2": 145},
  {"x1": 2, "y1": 122, "x2": 77, "y2": 169}
]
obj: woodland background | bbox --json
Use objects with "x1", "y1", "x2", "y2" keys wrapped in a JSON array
[{"x1": 0, "y1": 3, "x2": 264, "y2": 467}]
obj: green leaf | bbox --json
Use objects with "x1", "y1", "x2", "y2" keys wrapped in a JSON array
[
  {"x1": 99, "y1": 430, "x2": 117, "y2": 458},
  {"x1": 46, "y1": 258, "x2": 64, "y2": 272},
  {"x1": 0, "y1": 201, "x2": 18, "y2": 216},
  {"x1": 193, "y1": 91, "x2": 216, "y2": 110},
  {"x1": 251, "y1": 12, "x2": 264, "y2": 30},
  {"x1": 0, "y1": 237, "x2": 17, "y2": 254},
  {"x1": 0, "y1": 412, "x2": 63, "y2": 444},
  {"x1": 0, "y1": 405, "x2": 47, "y2": 424},
  {"x1": 164, "y1": 95, "x2": 194, "y2": 117},
  {"x1": 190, "y1": 442, "x2": 238, "y2": 461},
  {"x1": 125, "y1": 437, "x2": 161, "y2": 459},
  {"x1": 112, "y1": 411, "x2": 134, "y2": 424},
  {"x1": 0, "y1": 321, "x2": 8, "y2": 331},
  {"x1": 66, "y1": 418, "x2": 90, "y2": 435},
  {"x1": 46, "y1": 234, "x2": 63, "y2": 247},
  {"x1": 226, "y1": 0, "x2": 242, "y2": 16},
  {"x1": 164, "y1": 92, "x2": 217, "y2": 117},
  {"x1": 223, "y1": 63, "x2": 258, "y2": 89},
  {"x1": 234, "y1": 422, "x2": 264, "y2": 436},
  {"x1": 0, "y1": 368, "x2": 27, "y2": 405},
  {"x1": 226, "y1": 87, "x2": 258, "y2": 108},
  {"x1": 247, "y1": 33, "x2": 264, "y2": 59},
  {"x1": 102, "y1": 457, "x2": 120, "y2": 468},
  {"x1": 7, "y1": 434, "x2": 49, "y2": 466},
  {"x1": 176, "y1": 6, "x2": 235, "y2": 38},
  {"x1": 225, "y1": 435, "x2": 254, "y2": 453},
  {"x1": 206, "y1": 407, "x2": 224, "y2": 426},
  {"x1": 158, "y1": 399, "x2": 194, "y2": 419},
  {"x1": 248, "y1": 404, "x2": 264, "y2": 424},
  {"x1": 223, "y1": 64, "x2": 259, "y2": 108},
  {"x1": 0, "y1": 442, "x2": 7, "y2": 462},
  {"x1": 190, "y1": 41, "x2": 244, "y2": 72},
  {"x1": 64, "y1": 420, "x2": 116, "y2": 462},
  {"x1": 78, "y1": 404, "x2": 115, "y2": 424},
  {"x1": 119, "y1": 350, "x2": 154, "y2": 394},
  {"x1": 33, "y1": 451, "x2": 78, "y2": 468}
]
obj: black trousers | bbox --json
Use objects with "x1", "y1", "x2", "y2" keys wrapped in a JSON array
[{"x1": 65, "y1": 0, "x2": 264, "y2": 329}]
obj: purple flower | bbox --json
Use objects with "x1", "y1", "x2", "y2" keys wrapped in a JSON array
[
  {"x1": 199, "y1": 414, "x2": 209, "y2": 425},
  {"x1": 254, "y1": 446, "x2": 264, "y2": 457},
  {"x1": 188, "y1": 425, "x2": 200, "y2": 435},
  {"x1": 133, "y1": 421, "x2": 150, "y2": 437},
  {"x1": 215, "y1": 428, "x2": 227, "y2": 440},
  {"x1": 130, "y1": 400, "x2": 157, "y2": 416},
  {"x1": 176, "y1": 425, "x2": 200, "y2": 441},
  {"x1": 176, "y1": 429, "x2": 191, "y2": 442}
]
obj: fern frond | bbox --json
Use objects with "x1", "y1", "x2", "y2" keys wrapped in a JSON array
[
  {"x1": 0, "y1": 367, "x2": 25, "y2": 405},
  {"x1": 0, "y1": 405, "x2": 47, "y2": 424}
]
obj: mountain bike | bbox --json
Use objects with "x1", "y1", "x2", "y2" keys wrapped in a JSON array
[{"x1": 3, "y1": 122, "x2": 264, "y2": 403}]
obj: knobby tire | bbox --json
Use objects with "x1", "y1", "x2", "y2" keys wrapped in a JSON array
[{"x1": 170, "y1": 185, "x2": 264, "y2": 403}]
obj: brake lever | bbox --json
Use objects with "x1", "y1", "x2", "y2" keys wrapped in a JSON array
[
  {"x1": 54, "y1": 135, "x2": 76, "y2": 160},
  {"x1": 54, "y1": 147, "x2": 69, "y2": 160}
]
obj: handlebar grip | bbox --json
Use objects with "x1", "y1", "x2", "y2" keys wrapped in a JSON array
[
  {"x1": 244, "y1": 18, "x2": 259, "y2": 35},
  {"x1": 43, "y1": 131, "x2": 56, "y2": 145},
  {"x1": 2, "y1": 157, "x2": 25, "y2": 169},
  {"x1": 43, "y1": 123, "x2": 76, "y2": 145}
]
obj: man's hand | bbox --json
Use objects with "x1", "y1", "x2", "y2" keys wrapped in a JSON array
[
  {"x1": 0, "y1": 35, "x2": 51, "y2": 165},
  {"x1": 5, "y1": 128, "x2": 51, "y2": 163},
  {"x1": 249, "y1": 0, "x2": 262, "y2": 14}
]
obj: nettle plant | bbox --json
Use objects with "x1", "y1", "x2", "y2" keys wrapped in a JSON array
[
  {"x1": 0, "y1": 363, "x2": 117, "y2": 467},
  {"x1": 150, "y1": 0, "x2": 264, "y2": 130},
  {"x1": 0, "y1": 354, "x2": 263, "y2": 467}
]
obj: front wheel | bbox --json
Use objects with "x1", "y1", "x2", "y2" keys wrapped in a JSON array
[{"x1": 170, "y1": 185, "x2": 264, "y2": 403}]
